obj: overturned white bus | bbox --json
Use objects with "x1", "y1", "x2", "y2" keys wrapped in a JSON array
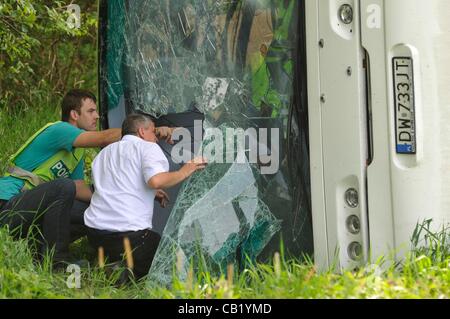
[{"x1": 97, "y1": 0, "x2": 450, "y2": 281}]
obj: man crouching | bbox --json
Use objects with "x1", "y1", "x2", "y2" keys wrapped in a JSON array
[{"x1": 84, "y1": 114, "x2": 206, "y2": 280}]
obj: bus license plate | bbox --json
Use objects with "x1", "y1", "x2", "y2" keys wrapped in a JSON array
[{"x1": 393, "y1": 57, "x2": 416, "y2": 154}]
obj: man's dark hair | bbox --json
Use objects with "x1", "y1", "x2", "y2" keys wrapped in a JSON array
[
  {"x1": 122, "y1": 114, "x2": 154, "y2": 137},
  {"x1": 61, "y1": 89, "x2": 97, "y2": 122}
]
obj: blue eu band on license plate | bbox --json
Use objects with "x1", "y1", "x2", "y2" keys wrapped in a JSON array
[{"x1": 393, "y1": 57, "x2": 416, "y2": 154}]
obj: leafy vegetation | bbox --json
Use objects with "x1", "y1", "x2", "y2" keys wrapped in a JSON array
[
  {"x1": 0, "y1": 209, "x2": 448, "y2": 298},
  {"x1": 0, "y1": 0, "x2": 97, "y2": 111}
]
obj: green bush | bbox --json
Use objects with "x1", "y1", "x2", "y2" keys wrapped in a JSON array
[{"x1": 0, "y1": 0, "x2": 98, "y2": 111}]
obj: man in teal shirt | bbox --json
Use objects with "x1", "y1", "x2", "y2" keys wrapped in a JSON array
[
  {"x1": 0, "y1": 121, "x2": 86, "y2": 201},
  {"x1": 0, "y1": 89, "x2": 174, "y2": 267}
]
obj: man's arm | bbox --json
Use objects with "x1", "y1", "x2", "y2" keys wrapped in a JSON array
[
  {"x1": 73, "y1": 126, "x2": 176, "y2": 148},
  {"x1": 73, "y1": 128, "x2": 122, "y2": 148},
  {"x1": 148, "y1": 157, "x2": 207, "y2": 189},
  {"x1": 74, "y1": 180, "x2": 93, "y2": 202}
]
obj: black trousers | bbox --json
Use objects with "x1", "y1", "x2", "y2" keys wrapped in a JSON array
[
  {"x1": 0, "y1": 178, "x2": 89, "y2": 263},
  {"x1": 86, "y1": 227, "x2": 161, "y2": 279}
]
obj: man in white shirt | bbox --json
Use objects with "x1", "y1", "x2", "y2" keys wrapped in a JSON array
[{"x1": 84, "y1": 114, "x2": 206, "y2": 279}]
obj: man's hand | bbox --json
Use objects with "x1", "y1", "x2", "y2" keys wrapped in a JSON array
[
  {"x1": 155, "y1": 127, "x2": 177, "y2": 144},
  {"x1": 147, "y1": 157, "x2": 207, "y2": 190},
  {"x1": 155, "y1": 189, "x2": 170, "y2": 208},
  {"x1": 179, "y1": 157, "x2": 208, "y2": 179}
]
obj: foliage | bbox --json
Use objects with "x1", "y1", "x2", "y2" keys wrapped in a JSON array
[
  {"x1": 0, "y1": 0, "x2": 98, "y2": 110},
  {"x1": 411, "y1": 219, "x2": 450, "y2": 264},
  {"x1": 0, "y1": 217, "x2": 448, "y2": 298},
  {"x1": 0, "y1": 224, "x2": 449, "y2": 299}
]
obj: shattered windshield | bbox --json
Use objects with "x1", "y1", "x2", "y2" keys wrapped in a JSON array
[{"x1": 101, "y1": 0, "x2": 312, "y2": 286}]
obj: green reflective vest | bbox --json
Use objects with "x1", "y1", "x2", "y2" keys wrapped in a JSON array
[{"x1": 5, "y1": 122, "x2": 85, "y2": 191}]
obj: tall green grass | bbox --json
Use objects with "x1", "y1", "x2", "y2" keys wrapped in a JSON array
[
  {"x1": 0, "y1": 221, "x2": 448, "y2": 299},
  {"x1": 0, "y1": 104, "x2": 449, "y2": 298},
  {"x1": 411, "y1": 218, "x2": 450, "y2": 264}
]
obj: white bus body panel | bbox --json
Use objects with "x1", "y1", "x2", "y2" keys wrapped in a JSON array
[
  {"x1": 306, "y1": 0, "x2": 369, "y2": 270},
  {"x1": 361, "y1": 0, "x2": 450, "y2": 258},
  {"x1": 308, "y1": 0, "x2": 450, "y2": 269}
]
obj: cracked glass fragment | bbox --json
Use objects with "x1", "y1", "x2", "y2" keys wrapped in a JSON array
[
  {"x1": 148, "y1": 128, "x2": 282, "y2": 286},
  {"x1": 100, "y1": 0, "x2": 313, "y2": 286}
]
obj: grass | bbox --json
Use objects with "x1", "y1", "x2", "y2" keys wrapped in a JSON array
[
  {"x1": 0, "y1": 102, "x2": 449, "y2": 299},
  {"x1": 0, "y1": 223, "x2": 449, "y2": 299}
]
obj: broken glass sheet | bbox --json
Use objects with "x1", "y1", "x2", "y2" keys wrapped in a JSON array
[
  {"x1": 148, "y1": 125, "x2": 281, "y2": 287},
  {"x1": 103, "y1": 0, "x2": 296, "y2": 119},
  {"x1": 101, "y1": 0, "x2": 313, "y2": 283},
  {"x1": 105, "y1": 0, "x2": 125, "y2": 111}
]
